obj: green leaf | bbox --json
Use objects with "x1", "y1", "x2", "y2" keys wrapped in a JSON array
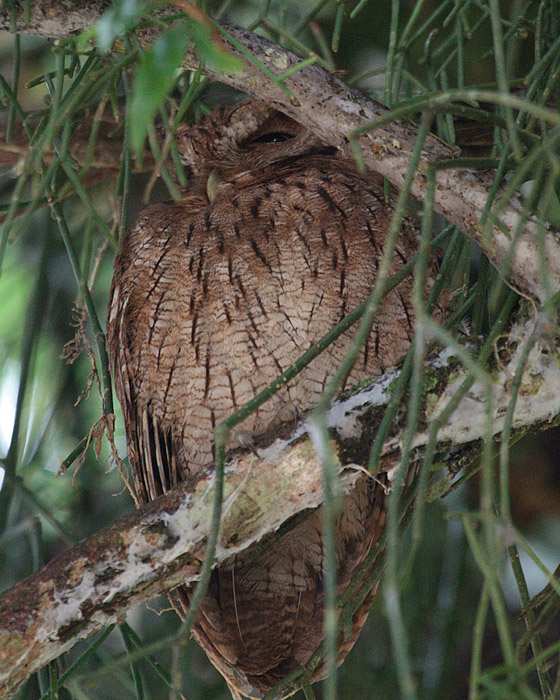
[
  {"x1": 190, "y1": 22, "x2": 244, "y2": 74},
  {"x1": 96, "y1": 0, "x2": 146, "y2": 53},
  {"x1": 129, "y1": 25, "x2": 187, "y2": 156},
  {"x1": 129, "y1": 22, "x2": 242, "y2": 156}
]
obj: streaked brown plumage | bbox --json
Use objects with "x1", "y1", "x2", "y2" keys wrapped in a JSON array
[{"x1": 107, "y1": 100, "x2": 434, "y2": 698}]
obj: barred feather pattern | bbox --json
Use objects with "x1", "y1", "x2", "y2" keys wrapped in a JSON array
[{"x1": 107, "y1": 101, "x2": 436, "y2": 697}]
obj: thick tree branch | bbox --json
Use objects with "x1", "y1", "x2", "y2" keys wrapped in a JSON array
[
  {"x1": 1, "y1": 309, "x2": 560, "y2": 698},
  {"x1": 0, "y1": 436, "x2": 358, "y2": 698},
  {"x1": 1, "y1": 3, "x2": 559, "y2": 301}
]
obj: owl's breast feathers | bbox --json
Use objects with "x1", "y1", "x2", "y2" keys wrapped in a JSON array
[
  {"x1": 108, "y1": 162, "x2": 417, "y2": 490},
  {"x1": 107, "y1": 122, "x2": 427, "y2": 696}
]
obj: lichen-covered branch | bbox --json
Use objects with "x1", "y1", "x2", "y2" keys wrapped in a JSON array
[
  {"x1": 183, "y1": 25, "x2": 560, "y2": 304},
  {"x1": 0, "y1": 436, "x2": 356, "y2": 699},
  {"x1": 0, "y1": 0, "x2": 109, "y2": 37},
  {"x1": 1, "y1": 309, "x2": 559, "y2": 698},
  {"x1": 1, "y1": 3, "x2": 559, "y2": 301}
]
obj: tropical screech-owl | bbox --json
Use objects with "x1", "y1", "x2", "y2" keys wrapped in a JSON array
[{"x1": 107, "y1": 100, "x2": 437, "y2": 698}]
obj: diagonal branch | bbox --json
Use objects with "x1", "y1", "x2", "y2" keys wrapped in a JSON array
[
  {"x1": 1, "y1": 311, "x2": 560, "y2": 698},
  {"x1": 1, "y1": 3, "x2": 559, "y2": 301}
]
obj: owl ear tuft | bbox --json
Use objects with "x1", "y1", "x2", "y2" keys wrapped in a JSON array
[
  {"x1": 174, "y1": 123, "x2": 200, "y2": 169},
  {"x1": 173, "y1": 100, "x2": 302, "y2": 172}
]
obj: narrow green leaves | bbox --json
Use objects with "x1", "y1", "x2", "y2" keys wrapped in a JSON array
[
  {"x1": 93, "y1": 1, "x2": 242, "y2": 156},
  {"x1": 129, "y1": 25, "x2": 188, "y2": 155},
  {"x1": 96, "y1": 0, "x2": 146, "y2": 53},
  {"x1": 129, "y1": 23, "x2": 242, "y2": 155}
]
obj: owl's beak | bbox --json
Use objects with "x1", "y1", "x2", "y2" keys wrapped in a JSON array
[{"x1": 206, "y1": 170, "x2": 222, "y2": 203}]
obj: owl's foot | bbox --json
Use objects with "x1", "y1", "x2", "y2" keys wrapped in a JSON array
[
  {"x1": 271, "y1": 401, "x2": 300, "y2": 427},
  {"x1": 285, "y1": 402, "x2": 300, "y2": 426},
  {"x1": 236, "y1": 430, "x2": 260, "y2": 458},
  {"x1": 235, "y1": 403, "x2": 301, "y2": 458}
]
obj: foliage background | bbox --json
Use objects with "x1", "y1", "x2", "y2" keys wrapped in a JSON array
[{"x1": 1, "y1": 1, "x2": 560, "y2": 699}]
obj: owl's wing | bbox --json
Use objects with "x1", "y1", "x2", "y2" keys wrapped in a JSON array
[{"x1": 107, "y1": 255, "x2": 180, "y2": 505}]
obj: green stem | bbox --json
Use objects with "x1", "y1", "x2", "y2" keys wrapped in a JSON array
[
  {"x1": 176, "y1": 429, "x2": 226, "y2": 641},
  {"x1": 120, "y1": 624, "x2": 145, "y2": 700},
  {"x1": 39, "y1": 625, "x2": 116, "y2": 700},
  {"x1": 49, "y1": 201, "x2": 114, "y2": 418}
]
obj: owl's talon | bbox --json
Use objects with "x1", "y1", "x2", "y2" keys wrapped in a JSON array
[
  {"x1": 273, "y1": 401, "x2": 300, "y2": 428},
  {"x1": 286, "y1": 402, "x2": 300, "y2": 426},
  {"x1": 236, "y1": 429, "x2": 260, "y2": 458}
]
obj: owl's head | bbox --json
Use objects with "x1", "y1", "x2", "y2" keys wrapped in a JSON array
[{"x1": 174, "y1": 100, "x2": 335, "y2": 177}]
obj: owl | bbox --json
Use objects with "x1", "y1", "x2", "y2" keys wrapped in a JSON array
[{"x1": 107, "y1": 100, "x2": 435, "y2": 698}]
